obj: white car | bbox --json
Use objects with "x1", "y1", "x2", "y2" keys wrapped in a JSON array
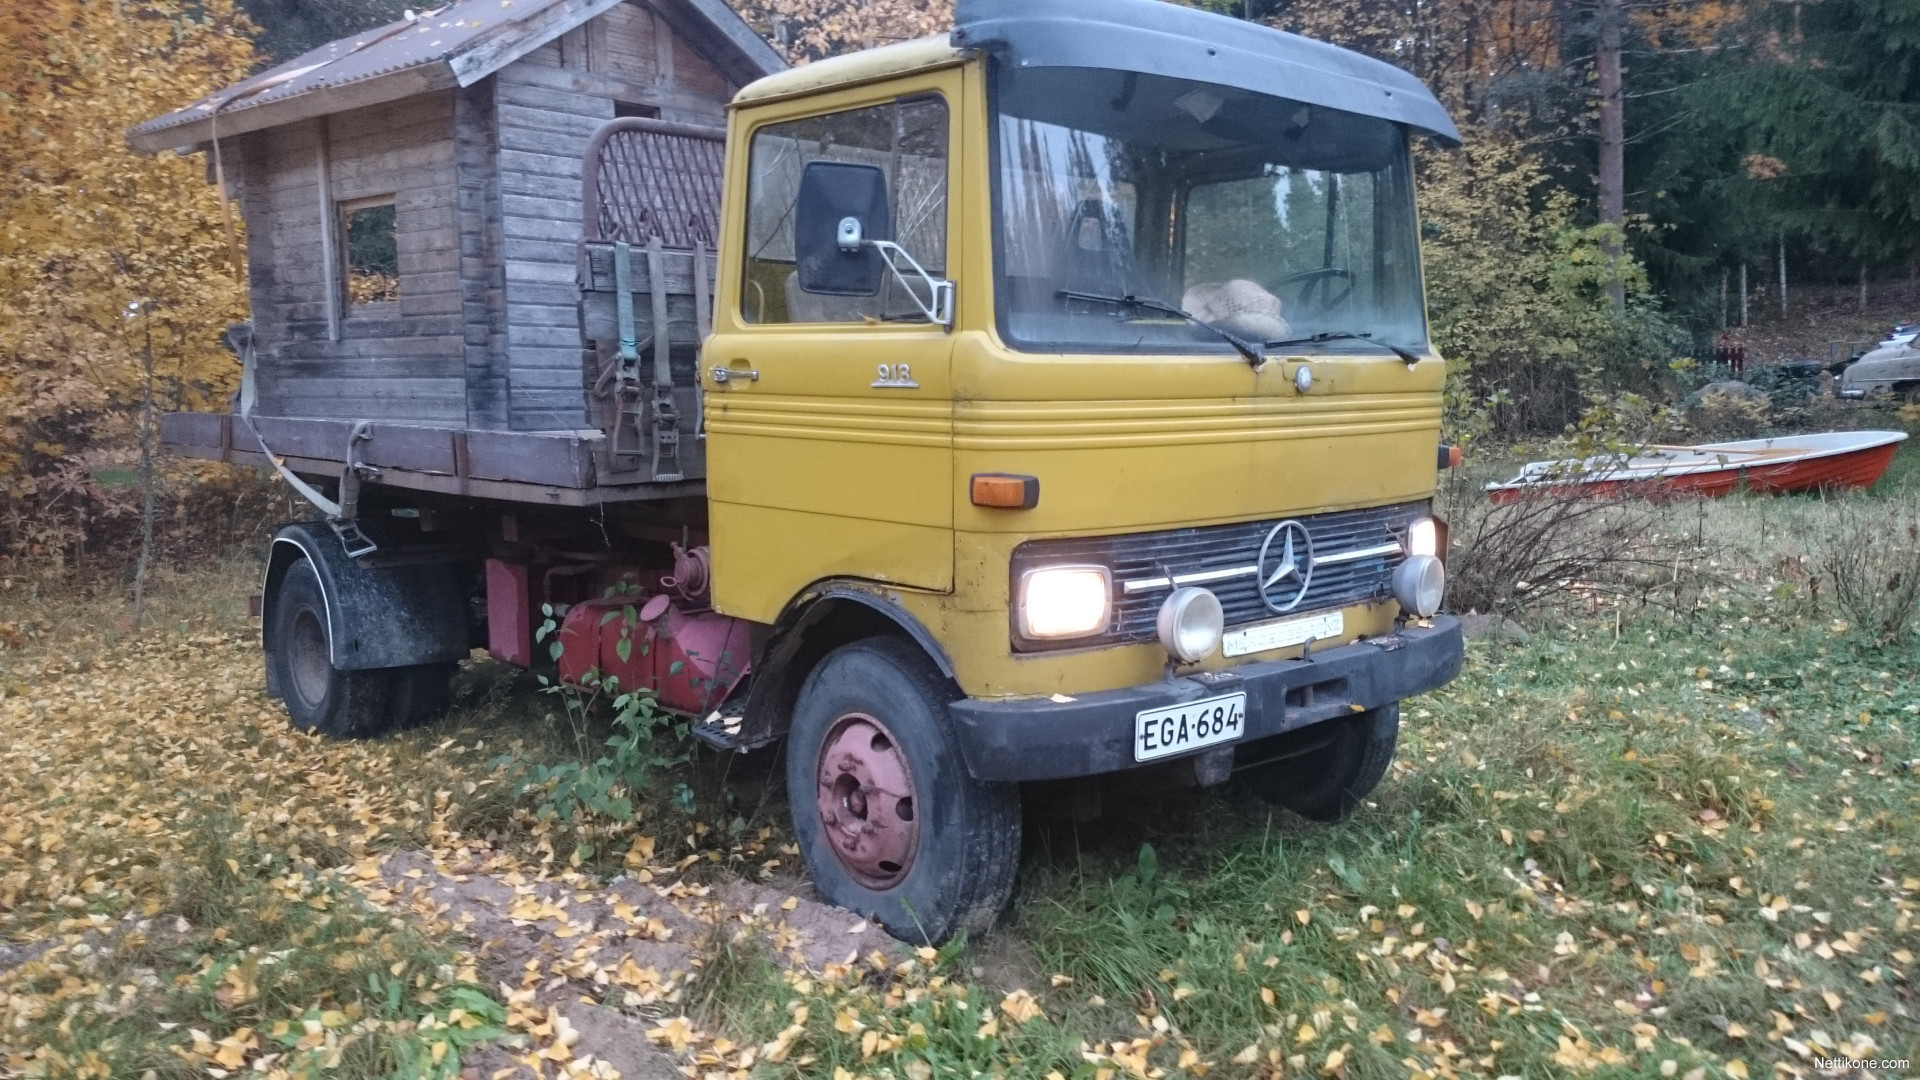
[{"x1": 1838, "y1": 338, "x2": 1920, "y2": 402}]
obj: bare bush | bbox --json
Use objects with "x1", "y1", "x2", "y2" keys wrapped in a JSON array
[
  {"x1": 1680, "y1": 390, "x2": 1771, "y2": 441},
  {"x1": 1438, "y1": 467, "x2": 1720, "y2": 619},
  {"x1": 1446, "y1": 491, "x2": 1640, "y2": 614},
  {"x1": 1816, "y1": 499, "x2": 1920, "y2": 644}
]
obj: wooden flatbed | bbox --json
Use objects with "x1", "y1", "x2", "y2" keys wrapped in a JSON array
[{"x1": 162, "y1": 412, "x2": 704, "y2": 505}]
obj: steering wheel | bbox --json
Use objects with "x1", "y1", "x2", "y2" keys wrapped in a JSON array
[{"x1": 1269, "y1": 267, "x2": 1354, "y2": 313}]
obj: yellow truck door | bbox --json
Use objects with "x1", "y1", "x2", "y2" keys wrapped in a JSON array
[{"x1": 705, "y1": 73, "x2": 963, "y2": 624}]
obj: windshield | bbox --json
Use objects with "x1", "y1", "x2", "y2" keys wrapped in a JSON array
[{"x1": 991, "y1": 64, "x2": 1428, "y2": 355}]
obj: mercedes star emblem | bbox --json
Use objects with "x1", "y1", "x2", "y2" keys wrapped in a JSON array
[{"x1": 1255, "y1": 519, "x2": 1315, "y2": 612}]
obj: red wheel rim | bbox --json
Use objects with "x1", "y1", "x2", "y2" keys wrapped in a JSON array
[{"x1": 815, "y1": 712, "x2": 919, "y2": 889}]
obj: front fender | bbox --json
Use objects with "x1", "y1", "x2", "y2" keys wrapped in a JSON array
[{"x1": 736, "y1": 582, "x2": 954, "y2": 748}]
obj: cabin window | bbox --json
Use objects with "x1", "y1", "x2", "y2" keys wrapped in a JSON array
[
  {"x1": 340, "y1": 196, "x2": 400, "y2": 305},
  {"x1": 614, "y1": 101, "x2": 660, "y2": 119},
  {"x1": 740, "y1": 95, "x2": 949, "y2": 324}
]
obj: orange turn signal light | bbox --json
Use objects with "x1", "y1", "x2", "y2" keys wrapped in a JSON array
[
  {"x1": 970, "y1": 473, "x2": 1040, "y2": 509},
  {"x1": 1438, "y1": 444, "x2": 1463, "y2": 469}
]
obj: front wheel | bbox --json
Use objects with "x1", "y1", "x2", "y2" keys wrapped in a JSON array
[
  {"x1": 787, "y1": 637, "x2": 1021, "y2": 944},
  {"x1": 1236, "y1": 704, "x2": 1399, "y2": 822}
]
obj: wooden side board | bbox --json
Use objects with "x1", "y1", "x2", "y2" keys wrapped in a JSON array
[{"x1": 161, "y1": 412, "x2": 704, "y2": 505}]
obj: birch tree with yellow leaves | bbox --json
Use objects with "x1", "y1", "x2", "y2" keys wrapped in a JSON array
[
  {"x1": 733, "y1": 0, "x2": 950, "y2": 63},
  {"x1": 0, "y1": 0, "x2": 255, "y2": 565}
]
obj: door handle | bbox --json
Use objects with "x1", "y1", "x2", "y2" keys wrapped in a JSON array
[{"x1": 711, "y1": 365, "x2": 758, "y2": 384}]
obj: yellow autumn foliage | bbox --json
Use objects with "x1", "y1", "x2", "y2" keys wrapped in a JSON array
[
  {"x1": 0, "y1": 0, "x2": 255, "y2": 556},
  {"x1": 733, "y1": 0, "x2": 951, "y2": 63}
]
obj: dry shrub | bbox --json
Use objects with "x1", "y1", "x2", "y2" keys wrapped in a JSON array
[
  {"x1": 1442, "y1": 486, "x2": 1704, "y2": 617},
  {"x1": 1816, "y1": 499, "x2": 1920, "y2": 644},
  {"x1": 0, "y1": 459, "x2": 140, "y2": 568},
  {"x1": 1682, "y1": 391, "x2": 1771, "y2": 441},
  {"x1": 0, "y1": 461, "x2": 297, "y2": 582}
]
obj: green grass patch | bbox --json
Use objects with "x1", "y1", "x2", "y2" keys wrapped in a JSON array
[{"x1": 1, "y1": 811, "x2": 506, "y2": 1078}]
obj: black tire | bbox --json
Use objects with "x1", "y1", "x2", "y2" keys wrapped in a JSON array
[
  {"x1": 1237, "y1": 704, "x2": 1400, "y2": 822},
  {"x1": 787, "y1": 637, "x2": 1021, "y2": 944},
  {"x1": 266, "y1": 559, "x2": 393, "y2": 738}
]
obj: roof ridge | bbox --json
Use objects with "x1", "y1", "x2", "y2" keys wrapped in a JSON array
[{"x1": 128, "y1": 0, "x2": 784, "y2": 152}]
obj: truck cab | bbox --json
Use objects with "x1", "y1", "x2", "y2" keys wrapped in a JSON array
[
  {"x1": 703, "y1": 0, "x2": 1464, "y2": 937},
  {"x1": 143, "y1": 0, "x2": 1464, "y2": 944}
]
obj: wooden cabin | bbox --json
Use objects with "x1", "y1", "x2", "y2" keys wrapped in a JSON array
[{"x1": 132, "y1": 0, "x2": 782, "y2": 497}]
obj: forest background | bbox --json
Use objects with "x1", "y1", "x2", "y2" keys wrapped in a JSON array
[{"x1": 2, "y1": 0, "x2": 1916, "y2": 566}]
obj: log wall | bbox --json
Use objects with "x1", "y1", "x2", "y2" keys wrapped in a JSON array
[
  {"x1": 233, "y1": 0, "x2": 741, "y2": 435},
  {"x1": 495, "y1": 0, "x2": 736, "y2": 430},
  {"x1": 240, "y1": 92, "x2": 466, "y2": 425}
]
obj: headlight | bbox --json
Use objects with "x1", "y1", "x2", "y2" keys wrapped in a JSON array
[
  {"x1": 1156, "y1": 587, "x2": 1224, "y2": 663},
  {"x1": 1018, "y1": 565, "x2": 1112, "y2": 640},
  {"x1": 1392, "y1": 554, "x2": 1446, "y2": 618},
  {"x1": 1408, "y1": 517, "x2": 1439, "y2": 558}
]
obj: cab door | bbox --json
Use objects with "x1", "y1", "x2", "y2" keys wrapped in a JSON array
[{"x1": 704, "y1": 71, "x2": 963, "y2": 625}]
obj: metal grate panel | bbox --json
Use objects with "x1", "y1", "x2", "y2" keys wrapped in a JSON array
[
  {"x1": 581, "y1": 118, "x2": 726, "y2": 249},
  {"x1": 1010, "y1": 501, "x2": 1427, "y2": 650}
]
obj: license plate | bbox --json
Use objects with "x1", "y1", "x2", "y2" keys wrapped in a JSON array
[
  {"x1": 1222, "y1": 610, "x2": 1344, "y2": 658},
  {"x1": 1134, "y1": 692, "x2": 1246, "y2": 762}
]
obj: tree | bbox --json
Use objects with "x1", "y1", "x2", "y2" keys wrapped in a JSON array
[
  {"x1": 235, "y1": 0, "x2": 407, "y2": 64},
  {"x1": 1696, "y1": 0, "x2": 1920, "y2": 275},
  {"x1": 731, "y1": 0, "x2": 950, "y2": 63},
  {"x1": 1419, "y1": 135, "x2": 1681, "y2": 437},
  {"x1": 0, "y1": 1, "x2": 256, "y2": 564},
  {"x1": 1596, "y1": 0, "x2": 1628, "y2": 308}
]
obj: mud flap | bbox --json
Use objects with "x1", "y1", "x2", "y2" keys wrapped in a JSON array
[{"x1": 262, "y1": 523, "x2": 469, "y2": 677}]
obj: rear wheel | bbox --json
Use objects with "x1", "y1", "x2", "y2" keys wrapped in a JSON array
[
  {"x1": 1237, "y1": 704, "x2": 1399, "y2": 822},
  {"x1": 267, "y1": 560, "x2": 453, "y2": 737},
  {"x1": 787, "y1": 637, "x2": 1021, "y2": 944},
  {"x1": 387, "y1": 663, "x2": 457, "y2": 729}
]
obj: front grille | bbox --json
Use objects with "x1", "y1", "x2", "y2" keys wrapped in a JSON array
[{"x1": 1011, "y1": 501, "x2": 1426, "y2": 651}]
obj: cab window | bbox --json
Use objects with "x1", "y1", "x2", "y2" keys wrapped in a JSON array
[{"x1": 740, "y1": 96, "x2": 949, "y2": 324}]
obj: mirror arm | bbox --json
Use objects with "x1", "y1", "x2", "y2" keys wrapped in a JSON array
[{"x1": 867, "y1": 239, "x2": 955, "y2": 328}]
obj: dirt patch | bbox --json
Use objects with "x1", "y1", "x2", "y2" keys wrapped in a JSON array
[
  {"x1": 1457, "y1": 612, "x2": 1531, "y2": 643},
  {"x1": 715, "y1": 878, "x2": 909, "y2": 971},
  {"x1": 0, "y1": 939, "x2": 56, "y2": 976},
  {"x1": 361, "y1": 850, "x2": 910, "y2": 1078}
]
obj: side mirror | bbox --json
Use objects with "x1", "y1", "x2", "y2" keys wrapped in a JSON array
[{"x1": 795, "y1": 161, "x2": 891, "y2": 296}]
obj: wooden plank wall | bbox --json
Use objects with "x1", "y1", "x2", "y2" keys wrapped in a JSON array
[
  {"x1": 238, "y1": 92, "x2": 467, "y2": 425},
  {"x1": 496, "y1": 0, "x2": 737, "y2": 431},
  {"x1": 229, "y1": 0, "x2": 743, "y2": 435},
  {"x1": 455, "y1": 81, "x2": 510, "y2": 429}
]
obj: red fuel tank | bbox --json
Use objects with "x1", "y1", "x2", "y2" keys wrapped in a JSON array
[{"x1": 556, "y1": 593, "x2": 751, "y2": 715}]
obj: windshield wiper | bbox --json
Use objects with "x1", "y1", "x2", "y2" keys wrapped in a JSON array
[
  {"x1": 1266, "y1": 331, "x2": 1421, "y2": 366},
  {"x1": 1059, "y1": 289, "x2": 1266, "y2": 370}
]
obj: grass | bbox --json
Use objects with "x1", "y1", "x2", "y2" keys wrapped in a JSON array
[
  {"x1": 3, "y1": 456, "x2": 1918, "y2": 1077},
  {"x1": 0, "y1": 627, "x2": 524, "y2": 1077},
  {"x1": 1, "y1": 812, "x2": 503, "y2": 1077},
  {"x1": 999, "y1": 614, "x2": 1918, "y2": 1075},
  {"x1": 712, "y1": 590, "x2": 1917, "y2": 1078}
]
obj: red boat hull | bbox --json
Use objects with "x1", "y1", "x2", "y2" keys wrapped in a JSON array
[{"x1": 1488, "y1": 442, "x2": 1900, "y2": 504}]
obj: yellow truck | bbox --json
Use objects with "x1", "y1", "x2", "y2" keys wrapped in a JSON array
[{"x1": 142, "y1": 0, "x2": 1465, "y2": 942}]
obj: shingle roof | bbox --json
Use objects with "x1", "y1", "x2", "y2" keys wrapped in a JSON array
[{"x1": 128, "y1": 0, "x2": 783, "y2": 152}]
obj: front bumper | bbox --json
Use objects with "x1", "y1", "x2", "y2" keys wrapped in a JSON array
[{"x1": 949, "y1": 615, "x2": 1463, "y2": 781}]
